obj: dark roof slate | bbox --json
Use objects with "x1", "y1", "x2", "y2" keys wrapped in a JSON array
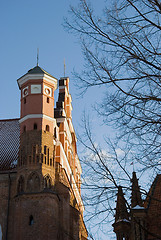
[
  {"x1": 17, "y1": 66, "x2": 57, "y2": 81},
  {"x1": 0, "y1": 119, "x2": 20, "y2": 171}
]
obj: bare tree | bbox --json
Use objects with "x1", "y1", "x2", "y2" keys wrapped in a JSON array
[
  {"x1": 78, "y1": 113, "x2": 161, "y2": 239},
  {"x1": 65, "y1": 0, "x2": 161, "y2": 169},
  {"x1": 64, "y1": 0, "x2": 161, "y2": 238}
]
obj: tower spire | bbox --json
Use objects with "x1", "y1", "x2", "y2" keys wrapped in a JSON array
[
  {"x1": 131, "y1": 171, "x2": 143, "y2": 208},
  {"x1": 113, "y1": 186, "x2": 130, "y2": 240},
  {"x1": 64, "y1": 58, "x2": 66, "y2": 77},
  {"x1": 115, "y1": 186, "x2": 129, "y2": 222},
  {"x1": 37, "y1": 48, "x2": 39, "y2": 66}
]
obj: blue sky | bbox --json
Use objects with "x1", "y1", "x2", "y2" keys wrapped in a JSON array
[{"x1": 0, "y1": 0, "x2": 110, "y2": 238}]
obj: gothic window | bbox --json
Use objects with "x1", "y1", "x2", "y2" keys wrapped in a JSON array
[
  {"x1": 17, "y1": 175, "x2": 25, "y2": 194},
  {"x1": 47, "y1": 97, "x2": 49, "y2": 103},
  {"x1": 46, "y1": 125, "x2": 49, "y2": 132},
  {"x1": 27, "y1": 172, "x2": 40, "y2": 192},
  {"x1": 43, "y1": 175, "x2": 52, "y2": 189},
  {"x1": 24, "y1": 98, "x2": 26, "y2": 104},
  {"x1": 33, "y1": 123, "x2": 37, "y2": 130},
  {"x1": 44, "y1": 145, "x2": 47, "y2": 155},
  {"x1": 29, "y1": 215, "x2": 34, "y2": 226}
]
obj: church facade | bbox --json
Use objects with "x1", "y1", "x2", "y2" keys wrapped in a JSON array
[{"x1": 0, "y1": 66, "x2": 88, "y2": 240}]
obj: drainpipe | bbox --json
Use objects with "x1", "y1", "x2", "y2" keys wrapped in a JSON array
[{"x1": 5, "y1": 173, "x2": 11, "y2": 240}]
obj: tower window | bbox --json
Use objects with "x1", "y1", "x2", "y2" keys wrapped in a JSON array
[
  {"x1": 33, "y1": 123, "x2": 37, "y2": 130},
  {"x1": 24, "y1": 98, "x2": 26, "y2": 104},
  {"x1": 29, "y1": 215, "x2": 34, "y2": 226},
  {"x1": 46, "y1": 125, "x2": 49, "y2": 132},
  {"x1": 47, "y1": 97, "x2": 49, "y2": 103}
]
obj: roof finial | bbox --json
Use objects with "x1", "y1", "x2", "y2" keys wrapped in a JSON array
[
  {"x1": 37, "y1": 48, "x2": 39, "y2": 66},
  {"x1": 64, "y1": 58, "x2": 66, "y2": 77}
]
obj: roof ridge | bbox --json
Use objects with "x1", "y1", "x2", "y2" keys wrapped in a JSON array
[{"x1": 0, "y1": 118, "x2": 20, "y2": 122}]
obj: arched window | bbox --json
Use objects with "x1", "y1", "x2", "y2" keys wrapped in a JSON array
[
  {"x1": 27, "y1": 172, "x2": 40, "y2": 192},
  {"x1": 29, "y1": 215, "x2": 34, "y2": 226},
  {"x1": 33, "y1": 123, "x2": 37, "y2": 130},
  {"x1": 17, "y1": 175, "x2": 25, "y2": 194},
  {"x1": 47, "y1": 97, "x2": 49, "y2": 103},
  {"x1": 46, "y1": 125, "x2": 49, "y2": 132},
  {"x1": 43, "y1": 175, "x2": 52, "y2": 189}
]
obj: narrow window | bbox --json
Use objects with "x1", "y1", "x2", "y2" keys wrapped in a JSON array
[
  {"x1": 44, "y1": 145, "x2": 47, "y2": 155},
  {"x1": 33, "y1": 146, "x2": 36, "y2": 162},
  {"x1": 23, "y1": 126, "x2": 26, "y2": 132},
  {"x1": 29, "y1": 156, "x2": 31, "y2": 164},
  {"x1": 24, "y1": 98, "x2": 26, "y2": 104},
  {"x1": 34, "y1": 123, "x2": 37, "y2": 130},
  {"x1": 29, "y1": 215, "x2": 34, "y2": 226},
  {"x1": 46, "y1": 125, "x2": 49, "y2": 132},
  {"x1": 47, "y1": 148, "x2": 49, "y2": 165},
  {"x1": 47, "y1": 97, "x2": 49, "y2": 103},
  {"x1": 54, "y1": 127, "x2": 57, "y2": 138}
]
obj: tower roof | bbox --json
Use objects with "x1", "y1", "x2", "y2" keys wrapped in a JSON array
[
  {"x1": 27, "y1": 66, "x2": 55, "y2": 78},
  {"x1": 17, "y1": 65, "x2": 57, "y2": 89},
  {"x1": 18, "y1": 66, "x2": 56, "y2": 81},
  {"x1": 131, "y1": 172, "x2": 143, "y2": 208},
  {"x1": 144, "y1": 174, "x2": 161, "y2": 209},
  {"x1": 114, "y1": 186, "x2": 129, "y2": 223}
]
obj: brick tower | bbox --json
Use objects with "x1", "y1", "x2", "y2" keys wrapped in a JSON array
[{"x1": 0, "y1": 65, "x2": 87, "y2": 240}]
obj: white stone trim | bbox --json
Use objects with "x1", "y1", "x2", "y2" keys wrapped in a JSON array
[
  {"x1": 59, "y1": 86, "x2": 66, "y2": 90},
  {"x1": 31, "y1": 84, "x2": 41, "y2": 94},
  {"x1": 67, "y1": 118, "x2": 77, "y2": 142},
  {"x1": 57, "y1": 141, "x2": 84, "y2": 212},
  {"x1": 44, "y1": 84, "x2": 52, "y2": 97},
  {"x1": 75, "y1": 154, "x2": 82, "y2": 174},
  {"x1": 22, "y1": 86, "x2": 29, "y2": 98},
  {"x1": 19, "y1": 114, "x2": 55, "y2": 123},
  {"x1": 17, "y1": 74, "x2": 57, "y2": 90}
]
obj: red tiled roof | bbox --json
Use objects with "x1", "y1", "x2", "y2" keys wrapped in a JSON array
[{"x1": 0, "y1": 119, "x2": 20, "y2": 171}]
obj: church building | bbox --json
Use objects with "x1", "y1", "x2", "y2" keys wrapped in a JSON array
[
  {"x1": 113, "y1": 172, "x2": 161, "y2": 239},
  {"x1": 0, "y1": 65, "x2": 88, "y2": 240}
]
